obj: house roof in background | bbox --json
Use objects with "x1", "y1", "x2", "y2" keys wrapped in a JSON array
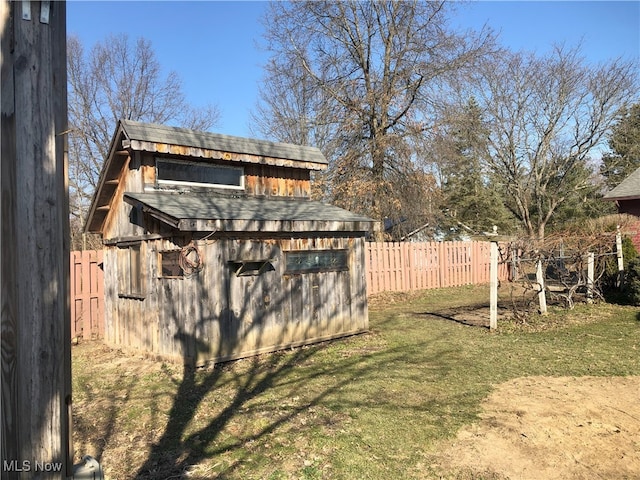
[
  {"x1": 603, "y1": 166, "x2": 640, "y2": 201},
  {"x1": 124, "y1": 191, "x2": 375, "y2": 233}
]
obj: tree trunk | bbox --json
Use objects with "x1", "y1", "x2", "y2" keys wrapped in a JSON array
[{"x1": 537, "y1": 222, "x2": 546, "y2": 241}]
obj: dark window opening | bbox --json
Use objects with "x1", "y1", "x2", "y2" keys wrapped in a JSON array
[
  {"x1": 118, "y1": 243, "x2": 146, "y2": 298},
  {"x1": 229, "y1": 259, "x2": 275, "y2": 277},
  {"x1": 156, "y1": 158, "x2": 244, "y2": 189},
  {"x1": 159, "y1": 250, "x2": 183, "y2": 278}
]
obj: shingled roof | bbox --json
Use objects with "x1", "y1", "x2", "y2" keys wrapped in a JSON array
[
  {"x1": 124, "y1": 192, "x2": 374, "y2": 232},
  {"x1": 119, "y1": 119, "x2": 327, "y2": 166},
  {"x1": 603, "y1": 166, "x2": 640, "y2": 201}
]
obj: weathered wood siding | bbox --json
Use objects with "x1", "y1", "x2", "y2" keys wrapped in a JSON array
[
  {"x1": 137, "y1": 153, "x2": 312, "y2": 198},
  {"x1": 104, "y1": 234, "x2": 368, "y2": 365},
  {"x1": 103, "y1": 151, "x2": 142, "y2": 240},
  {"x1": 103, "y1": 153, "x2": 312, "y2": 241},
  {"x1": 244, "y1": 165, "x2": 310, "y2": 198}
]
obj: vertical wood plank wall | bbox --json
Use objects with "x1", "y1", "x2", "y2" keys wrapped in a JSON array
[
  {"x1": 365, "y1": 241, "x2": 510, "y2": 295},
  {"x1": 99, "y1": 235, "x2": 369, "y2": 365},
  {"x1": 70, "y1": 250, "x2": 104, "y2": 340}
]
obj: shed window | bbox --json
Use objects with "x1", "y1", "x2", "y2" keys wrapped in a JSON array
[
  {"x1": 117, "y1": 243, "x2": 146, "y2": 298},
  {"x1": 229, "y1": 260, "x2": 275, "y2": 277},
  {"x1": 285, "y1": 250, "x2": 348, "y2": 274},
  {"x1": 159, "y1": 250, "x2": 183, "y2": 278},
  {"x1": 156, "y1": 158, "x2": 244, "y2": 189}
]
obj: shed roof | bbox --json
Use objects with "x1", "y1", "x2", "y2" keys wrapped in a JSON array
[
  {"x1": 603, "y1": 166, "x2": 640, "y2": 201},
  {"x1": 124, "y1": 192, "x2": 375, "y2": 233},
  {"x1": 120, "y1": 119, "x2": 327, "y2": 166}
]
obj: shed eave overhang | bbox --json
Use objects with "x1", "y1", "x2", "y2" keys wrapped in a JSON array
[
  {"x1": 121, "y1": 119, "x2": 328, "y2": 170},
  {"x1": 172, "y1": 218, "x2": 373, "y2": 233},
  {"x1": 127, "y1": 139, "x2": 327, "y2": 171},
  {"x1": 84, "y1": 124, "x2": 131, "y2": 234}
]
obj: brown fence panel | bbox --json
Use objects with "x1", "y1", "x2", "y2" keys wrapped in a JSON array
[
  {"x1": 366, "y1": 241, "x2": 509, "y2": 295},
  {"x1": 70, "y1": 250, "x2": 104, "y2": 339}
]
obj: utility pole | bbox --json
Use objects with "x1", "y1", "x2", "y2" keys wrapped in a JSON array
[{"x1": 1, "y1": 1, "x2": 72, "y2": 478}]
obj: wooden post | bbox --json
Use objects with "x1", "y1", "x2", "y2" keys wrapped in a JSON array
[
  {"x1": 489, "y1": 241, "x2": 498, "y2": 330},
  {"x1": 510, "y1": 247, "x2": 519, "y2": 281},
  {"x1": 536, "y1": 258, "x2": 548, "y2": 315},
  {"x1": 616, "y1": 227, "x2": 624, "y2": 287},
  {"x1": 1, "y1": 1, "x2": 71, "y2": 478},
  {"x1": 586, "y1": 252, "x2": 595, "y2": 304}
]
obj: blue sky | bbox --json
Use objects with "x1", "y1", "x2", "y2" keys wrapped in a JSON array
[{"x1": 67, "y1": 1, "x2": 639, "y2": 139}]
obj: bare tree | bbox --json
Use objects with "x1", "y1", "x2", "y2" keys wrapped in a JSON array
[
  {"x1": 470, "y1": 45, "x2": 638, "y2": 240},
  {"x1": 258, "y1": 1, "x2": 495, "y2": 236},
  {"x1": 251, "y1": 55, "x2": 338, "y2": 203},
  {"x1": 67, "y1": 33, "x2": 220, "y2": 248},
  {"x1": 252, "y1": 57, "x2": 335, "y2": 150}
]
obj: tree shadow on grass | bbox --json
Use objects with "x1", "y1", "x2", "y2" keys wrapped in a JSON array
[
  {"x1": 411, "y1": 304, "x2": 504, "y2": 329},
  {"x1": 73, "y1": 371, "x2": 139, "y2": 464},
  {"x1": 133, "y1": 332, "x2": 440, "y2": 479}
]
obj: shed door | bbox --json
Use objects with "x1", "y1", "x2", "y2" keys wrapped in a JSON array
[
  {"x1": 225, "y1": 260, "x2": 281, "y2": 357},
  {"x1": 292, "y1": 271, "x2": 351, "y2": 341}
]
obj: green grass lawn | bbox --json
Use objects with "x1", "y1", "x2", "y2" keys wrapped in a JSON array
[{"x1": 72, "y1": 285, "x2": 640, "y2": 479}]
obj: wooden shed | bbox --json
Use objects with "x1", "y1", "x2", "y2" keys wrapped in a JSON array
[{"x1": 85, "y1": 120, "x2": 374, "y2": 365}]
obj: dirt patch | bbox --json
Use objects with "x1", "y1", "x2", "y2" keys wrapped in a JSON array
[{"x1": 434, "y1": 375, "x2": 640, "y2": 479}]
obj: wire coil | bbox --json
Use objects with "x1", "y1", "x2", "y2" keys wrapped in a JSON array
[{"x1": 179, "y1": 242, "x2": 203, "y2": 276}]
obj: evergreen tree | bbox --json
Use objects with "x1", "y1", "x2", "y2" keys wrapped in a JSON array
[
  {"x1": 600, "y1": 103, "x2": 640, "y2": 189},
  {"x1": 439, "y1": 99, "x2": 515, "y2": 236}
]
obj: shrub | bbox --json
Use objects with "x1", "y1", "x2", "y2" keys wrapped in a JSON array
[
  {"x1": 621, "y1": 258, "x2": 640, "y2": 305},
  {"x1": 602, "y1": 236, "x2": 640, "y2": 304}
]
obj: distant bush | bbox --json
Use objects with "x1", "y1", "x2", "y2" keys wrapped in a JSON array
[{"x1": 621, "y1": 258, "x2": 640, "y2": 305}]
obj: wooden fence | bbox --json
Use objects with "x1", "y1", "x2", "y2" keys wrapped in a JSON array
[
  {"x1": 70, "y1": 250, "x2": 104, "y2": 340},
  {"x1": 365, "y1": 241, "x2": 510, "y2": 295}
]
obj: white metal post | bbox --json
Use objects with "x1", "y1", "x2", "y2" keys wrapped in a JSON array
[{"x1": 616, "y1": 227, "x2": 624, "y2": 287}]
